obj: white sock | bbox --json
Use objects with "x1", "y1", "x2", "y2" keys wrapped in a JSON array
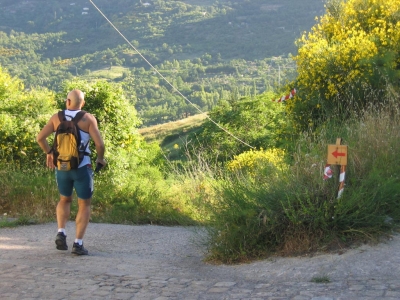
[
  {"x1": 74, "y1": 239, "x2": 83, "y2": 245},
  {"x1": 58, "y1": 228, "x2": 66, "y2": 235}
]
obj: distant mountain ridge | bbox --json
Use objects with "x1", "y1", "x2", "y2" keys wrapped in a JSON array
[{"x1": 0, "y1": 0, "x2": 325, "y2": 60}]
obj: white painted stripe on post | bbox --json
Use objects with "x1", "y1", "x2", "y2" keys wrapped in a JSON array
[{"x1": 339, "y1": 172, "x2": 345, "y2": 182}]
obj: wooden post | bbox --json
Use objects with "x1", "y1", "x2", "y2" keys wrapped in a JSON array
[
  {"x1": 337, "y1": 165, "x2": 346, "y2": 198},
  {"x1": 335, "y1": 138, "x2": 345, "y2": 199},
  {"x1": 325, "y1": 138, "x2": 348, "y2": 198}
]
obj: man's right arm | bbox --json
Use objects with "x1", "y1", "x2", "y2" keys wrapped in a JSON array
[{"x1": 36, "y1": 114, "x2": 57, "y2": 169}]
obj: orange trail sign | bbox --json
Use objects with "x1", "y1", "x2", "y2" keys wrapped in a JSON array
[
  {"x1": 327, "y1": 145, "x2": 347, "y2": 165},
  {"x1": 327, "y1": 138, "x2": 348, "y2": 166}
]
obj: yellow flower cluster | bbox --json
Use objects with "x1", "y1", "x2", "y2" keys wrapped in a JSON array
[
  {"x1": 53, "y1": 58, "x2": 72, "y2": 66},
  {"x1": 294, "y1": 0, "x2": 400, "y2": 98},
  {"x1": 0, "y1": 47, "x2": 21, "y2": 57},
  {"x1": 227, "y1": 148, "x2": 288, "y2": 178}
]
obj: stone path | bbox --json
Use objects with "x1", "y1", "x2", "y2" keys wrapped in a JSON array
[{"x1": 1, "y1": 223, "x2": 400, "y2": 299}]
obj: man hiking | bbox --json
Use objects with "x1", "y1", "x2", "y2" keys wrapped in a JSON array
[{"x1": 37, "y1": 89, "x2": 106, "y2": 255}]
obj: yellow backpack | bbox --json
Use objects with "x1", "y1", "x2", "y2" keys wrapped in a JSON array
[{"x1": 52, "y1": 110, "x2": 88, "y2": 171}]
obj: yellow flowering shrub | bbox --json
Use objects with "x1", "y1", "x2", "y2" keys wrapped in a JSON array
[
  {"x1": 289, "y1": 0, "x2": 400, "y2": 130},
  {"x1": 227, "y1": 148, "x2": 288, "y2": 179}
]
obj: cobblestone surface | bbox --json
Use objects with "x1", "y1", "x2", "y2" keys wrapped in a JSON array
[{"x1": 1, "y1": 223, "x2": 400, "y2": 299}]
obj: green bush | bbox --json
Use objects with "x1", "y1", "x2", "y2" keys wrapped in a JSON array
[{"x1": 0, "y1": 66, "x2": 56, "y2": 167}]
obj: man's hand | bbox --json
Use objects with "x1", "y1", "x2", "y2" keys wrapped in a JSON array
[
  {"x1": 96, "y1": 158, "x2": 107, "y2": 167},
  {"x1": 46, "y1": 153, "x2": 55, "y2": 169},
  {"x1": 95, "y1": 158, "x2": 107, "y2": 172}
]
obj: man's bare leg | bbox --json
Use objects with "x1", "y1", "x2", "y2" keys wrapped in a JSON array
[
  {"x1": 56, "y1": 195, "x2": 72, "y2": 230},
  {"x1": 55, "y1": 195, "x2": 72, "y2": 250},
  {"x1": 71, "y1": 198, "x2": 91, "y2": 255},
  {"x1": 75, "y1": 198, "x2": 91, "y2": 239}
]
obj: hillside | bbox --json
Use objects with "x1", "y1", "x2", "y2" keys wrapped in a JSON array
[
  {"x1": 138, "y1": 113, "x2": 208, "y2": 143},
  {"x1": 0, "y1": 0, "x2": 325, "y2": 59},
  {"x1": 0, "y1": 0, "x2": 326, "y2": 126}
]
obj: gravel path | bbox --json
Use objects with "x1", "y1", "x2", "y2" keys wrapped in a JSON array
[{"x1": 1, "y1": 222, "x2": 400, "y2": 299}]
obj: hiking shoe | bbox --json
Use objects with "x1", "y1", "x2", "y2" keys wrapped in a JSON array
[
  {"x1": 71, "y1": 242, "x2": 88, "y2": 255},
  {"x1": 55, "y1": 232, "x2": 68, "y2": 250}
]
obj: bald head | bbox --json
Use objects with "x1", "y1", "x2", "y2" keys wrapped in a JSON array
[{"x1": 66, "y1": 89, "x2": 85, "y2": 109}]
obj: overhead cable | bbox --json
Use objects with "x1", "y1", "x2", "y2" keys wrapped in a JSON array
[{"x1": 89, "y1": 0, "x2": 254, "y2": 149}]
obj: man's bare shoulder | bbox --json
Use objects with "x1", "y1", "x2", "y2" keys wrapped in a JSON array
[
  {"x1": 79, "y1": 112, "x2": 98, "y2": 132},
  {"x1": 47, "y1": 112, "x2": 61, "y2": 131},
  {"x1": 81, "y1": 112, "x2": 97, "y2": 123},
  {"x1": 50, "y1": 112, "x2": 61, "y2": 123}
]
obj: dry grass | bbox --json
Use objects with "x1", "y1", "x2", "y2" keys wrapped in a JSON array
[
  {"x1": 138, "y1": 113, "x2": 208, "y2": 143},
  {"x1": 84, "y1": 66, "x2": 128, "y2": 80},
  {"x1": 0, "y1": 169, "x2": 59, "y2": 222}
]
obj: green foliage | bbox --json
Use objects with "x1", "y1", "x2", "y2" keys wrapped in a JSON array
[
  {"x1": 0, "y1": 66, "x2": 55, "y2": 166},
  {"x1": 191, "y1": 92, "x2": 287, "y2": 162},
  {"x1": 0, "y1": 65, "x2": 20, "y2": 100}
]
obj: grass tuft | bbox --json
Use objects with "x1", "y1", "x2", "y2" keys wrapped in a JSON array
[{"x1": 311, "y1": 275, "x2": 330, "y2": 283}]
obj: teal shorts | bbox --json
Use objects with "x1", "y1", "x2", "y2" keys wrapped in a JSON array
[{"x1": 55, "y1": 165, "x2": 94, "y2": 200}]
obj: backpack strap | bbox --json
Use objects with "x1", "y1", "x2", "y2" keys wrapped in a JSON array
[
  {"x1": 57, "y1": 110, "x2": 66, "y2": 122},
  {"x1": 72, "y1": 110, "x2": 87, "y2": 124},
  {"x1": 57, "y1": 110, "x2": 87, "y2": 123},
  {"x1": 73, "y1": 110, "x2": 90, "y2": 156}
]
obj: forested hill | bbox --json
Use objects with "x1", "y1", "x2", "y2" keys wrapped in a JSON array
[{"x1": 0, "y1": 0, "x2": 325, "y2": 126}]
